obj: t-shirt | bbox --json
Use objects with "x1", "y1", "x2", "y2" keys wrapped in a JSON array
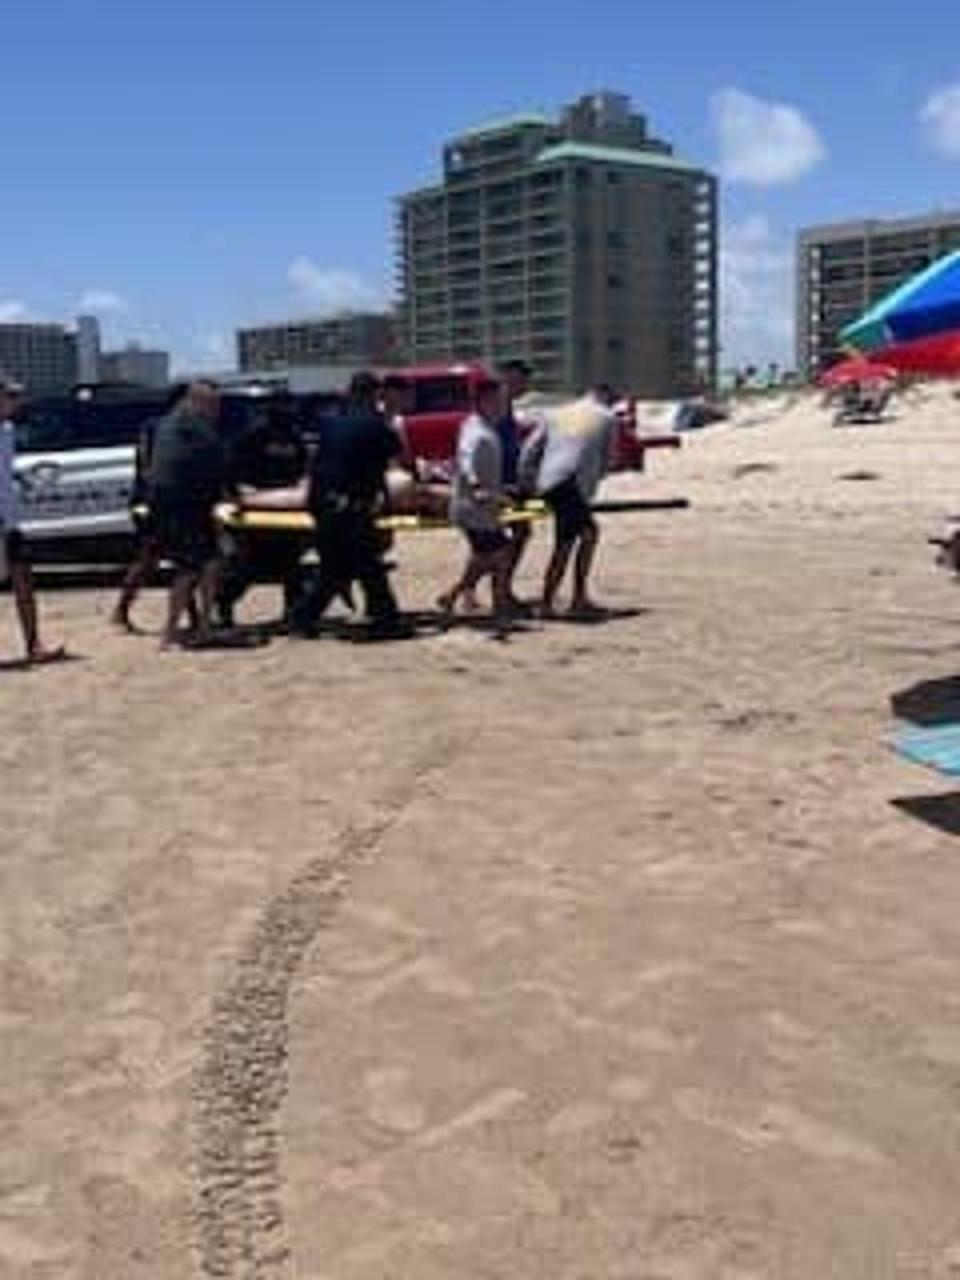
[
  {"x1": 0, "y1": 420, "x2": 19, "y2": 529},
  {"x1": 519, "y1": 398, "x2": 616, "y2": 502},
  {"x1": 147, "y1": 411, "x2": 227, "y2": 510},
  {"x1": 495, "y1": 409, "x2": 521, "y2": 487},
  {"x1": 450, "y1": 413, "x2": 503, "y2": 532},
  {"x1": 130, "y1": 418, "x2": 159, "y2": 508},
  {"x1": 230, "y1": 421, "x2": 307, "y2": 490},
  {"x1": 308, "y1": 412, "x2": 400, "y2": 509}
]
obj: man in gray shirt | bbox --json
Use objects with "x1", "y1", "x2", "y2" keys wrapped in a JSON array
[{"x1": 438, "y1": 379, "x2": 512, "y2": 631}]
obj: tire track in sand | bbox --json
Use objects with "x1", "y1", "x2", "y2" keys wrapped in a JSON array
[{"x1": 190, "y1": 736, "x2": 458, "y2": 1279}]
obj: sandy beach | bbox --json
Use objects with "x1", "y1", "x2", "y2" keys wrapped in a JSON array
[{"x1": 5, "y1": 384, "x2": 960, "y2": 1278}]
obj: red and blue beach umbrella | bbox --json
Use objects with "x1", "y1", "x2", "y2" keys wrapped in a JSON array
[{"x1": 841, "y1": 250, "x2": 960, "y2": 376}]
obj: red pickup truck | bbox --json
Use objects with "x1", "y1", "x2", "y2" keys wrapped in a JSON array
[{"x1": 392, "y1": 362, "x2": 671, "y2": 473}]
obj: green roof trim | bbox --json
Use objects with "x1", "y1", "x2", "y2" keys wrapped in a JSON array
[
  {"x1": 534, "y1": 141, "x2": 703, "y2": 175},
  {"x1": 457, "y1": 112, "x2": 552, "y2": 139}
]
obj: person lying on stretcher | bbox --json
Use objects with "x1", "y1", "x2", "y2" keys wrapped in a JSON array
[{"x1": 234, "y1": 464, "x2": 454, "y2": 521}]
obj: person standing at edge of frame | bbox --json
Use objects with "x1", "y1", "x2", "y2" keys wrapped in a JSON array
[{"x1": 0, "y1": 379, "x2": 66, "y2": 665}]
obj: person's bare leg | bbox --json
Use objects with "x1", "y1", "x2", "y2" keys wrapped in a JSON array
[
  {"x1": 504, "y1": 523, "x2": 531, "y2": 607},
  {"x1": 489, "y1": 548, "x2": 513, "y2": 637},
  {"x1": 540, "y1": 540, "x2": 575, "y2": 617},
  {"x1": 195, "y1": 560, "x2": 221, "y2": 637},
  {"x1": 458, "y1": 558, "x2": 486, "y2": 614},
  {"x1": 571, "y1": 525, "x2": 601, "y2": 613},
  {"x1": 11, "y1": 562, "x2": 63, "y2": 663},
  {"x1": 111, "y1": 544, "x2": 158, "y2": 632},
  {"x1": 161, "y1": 571, "x2": 198, "y2": 649},
  {"x1": 438, "y1": 554, "x2": 485, "y2": 616}
]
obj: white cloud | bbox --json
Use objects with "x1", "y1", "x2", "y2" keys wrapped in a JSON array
[
  {"x1": 711, "y1": 88, "x2": 826, "y2": 186},
  {"x1": 287, "y1": 257, "x2": 385, "y2": 314},
  {"x1": 171, "y1": 330, "x2": 233, "y2": 374},
  {"x1": 0, "y1": 300, "x2": 28, "y2": 322},
  {"x1": 920, "y1": 84, "x2": 960, "y2": 159},
  {"x1": 202, "y1": 331, "x2": 232, "y2": 363},
  {"x1": 78, "y1": 290, "x2": 130, "y2": 316},
  {"x1": 721, "y1": 215, "x2": 794, "y2": 368}
]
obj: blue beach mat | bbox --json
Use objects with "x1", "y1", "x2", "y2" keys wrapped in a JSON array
[{"x1": 891, "y1": 723, "x2": 960, "y2": 776}]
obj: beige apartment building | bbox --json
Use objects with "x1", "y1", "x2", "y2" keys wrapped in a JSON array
[
  {"x1": 397, "y1": 92, "x2": 718, "y2": 396},
  {"x1": 797, "y1": 210, "x2": 960, "y2": 377},
  {"x1": 237, "y1": 312, "x2": 395, "y2": 374}
]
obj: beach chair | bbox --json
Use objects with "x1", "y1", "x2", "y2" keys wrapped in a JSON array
[{"x1": 832, "y1": 381, "x2": 893, "y2": 427}]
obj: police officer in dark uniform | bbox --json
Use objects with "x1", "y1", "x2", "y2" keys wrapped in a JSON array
[
  {"x1": 289, "y1": 373, "x2": 410, "y2": 640},
  {"x1": 216, "y1": 394, "x2": 308, "y2": 626}
]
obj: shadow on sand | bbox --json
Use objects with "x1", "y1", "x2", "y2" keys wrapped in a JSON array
[
  {"x1": 891, "y1": 675, "x2": 960, "y2": 727},
  {"x1": 0, "y1": 651, "x2": 84, "y2": 675},
  {"x1": 891, "y1": 793, "x2": 960, "y2": 837}
]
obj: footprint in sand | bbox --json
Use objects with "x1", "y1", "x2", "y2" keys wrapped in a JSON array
[
  {"x1": 364, "y1": 1067, "x2": 428, "y2": 1135},
  {"x1": 760, "y1": 1104, "x2": 886, "y2": 1167},
  {"x1": 922, "y1": 1027, "x2": 960, "y2": 1068},
  {"x1": 546, "y1": 1101, "x2": 614, "y2": 1137}
]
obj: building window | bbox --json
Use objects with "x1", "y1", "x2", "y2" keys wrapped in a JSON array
[
  {"x1": 607, "y1": 171, "x2": 621, "y2": 185},
  {"x1": 607, "y1": 273, "x2": 624, "y2": 289}
]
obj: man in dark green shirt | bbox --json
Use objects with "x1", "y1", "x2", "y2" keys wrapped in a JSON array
[{"x1": 146, "y1": 381, "x2": 227, "y2": 648}]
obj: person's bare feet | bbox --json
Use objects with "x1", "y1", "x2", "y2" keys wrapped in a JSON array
[
  {"x1": 27, "y1": 645, "x2": 67, "y2": 666},
  {"x1": 110, "y1": 611, "x2": 139, "y2": 634},
  {"x1": 568, "y1": 598, "x2": 606, "y2": 619}
]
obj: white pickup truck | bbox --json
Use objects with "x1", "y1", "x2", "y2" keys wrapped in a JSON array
[
  {"x1": 13, "y1": 385, "x2": 306, "y2": 562},
  {"x1": 12, "y1": 388, "x2": 167, "y2": 562}
]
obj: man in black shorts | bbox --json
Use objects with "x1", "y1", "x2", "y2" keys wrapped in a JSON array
[
  {"x1": 289, "y1": 374, "x2": 410, "y2": 640},
  {"x1": 519, "y1": 391, "x2": 616, "y2": 617},
  {"x1": 146, "y1": 381, "x2": 227, "y2": 648},
  {"x1": 217, "y1": 394, "x2": 308, "y2": 626},
  {"x1": 0, "y1": 380, "x2": 65, "y2": 663},
  {"x1": 110, "y1": 389, "x2": 189, "y2": 633}
]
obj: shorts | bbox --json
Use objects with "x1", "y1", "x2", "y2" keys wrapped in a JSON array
[
  {"x1": 130, "y1": 505, "x2": 158, "y2": 544},
  {"x1": 3, "y1": 528, "x2": 27, "y2": 565},
  {"x1": 463, "y1": 527, "x2": 509, "y2": 556},
  {"x1": 1, "y1": 527, "x2": 27, "y2": 580},
  {"x1": 152, "y1": 504, "x2": 218, "y2": 573},
  {"x1": 543, "y1": 477, "x2": 596, "y2": 545}
]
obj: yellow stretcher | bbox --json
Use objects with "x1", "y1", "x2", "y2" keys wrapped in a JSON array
[
  {"x1": 133, "y1": 497, "x2": 687, "y2": 537},
  {"x1": 212, "y1": 502, "x2": 548, "y2": 534}
]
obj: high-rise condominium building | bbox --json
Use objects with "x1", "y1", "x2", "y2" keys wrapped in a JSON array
[
  {"x1": 0, "y1": 323, "x2": 78, "y2": 395},
  {"x1": 99, "y1": 345, "x2": 170, "y2": 388},
  {"x1": 797, "y1": 210, "x2": 960, "y2": 377},
  {"x1": 396, "y1": 91, "x2": 717, "y2": 395},
  {"x1": 237, "y1": 312, "x2": 395, "y2": 374}
]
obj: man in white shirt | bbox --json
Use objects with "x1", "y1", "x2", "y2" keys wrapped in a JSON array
[
  {"x1": 437, "y1": 378, "x2": 511, "y2": 631},
  {"x1": 0, "y1": 380, "x2": 64, "y2": 663},
  {"x1": 518, "y1": 389, "x2": 616, "y2": 617}
]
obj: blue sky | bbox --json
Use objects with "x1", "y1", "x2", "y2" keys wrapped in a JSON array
[{"x1": 2, "y1": 0, "x2": 958, "y2": 371}]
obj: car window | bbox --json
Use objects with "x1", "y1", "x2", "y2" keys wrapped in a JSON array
[
  {"x1": 15, "y1": 396, "x2": 165, "y2": 452},
  {"x1": 411, "y1": 377, "x2": 471, "y2": 414},
  {"x1": 73, "y1": 401, "x2": 159, "y2": 448},
  {"x1": 14, "y1": 402, "x2": 77, "y2": 453}
]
